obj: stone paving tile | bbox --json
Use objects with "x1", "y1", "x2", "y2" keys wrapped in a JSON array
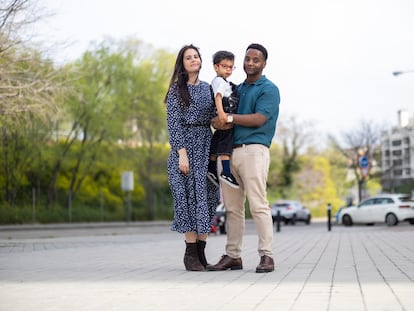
[{"x1": 0, "y1": 222, "x2": 413, "y2": 310}]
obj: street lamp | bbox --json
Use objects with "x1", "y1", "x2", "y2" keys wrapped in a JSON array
[{"x1": 393, "y1": 69, "x2": 414, "y2": 76}]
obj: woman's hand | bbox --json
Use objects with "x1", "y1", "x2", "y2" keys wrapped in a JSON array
[{"x1": 178, "y1": 149, "x2": 190, "y2": 175}]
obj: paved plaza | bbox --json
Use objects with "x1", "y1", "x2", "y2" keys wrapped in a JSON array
[{"x1": 0, "y1": 220, "x2": 413, "y2": 311}]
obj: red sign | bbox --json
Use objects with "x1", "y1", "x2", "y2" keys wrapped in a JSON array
[{"x1": 360, "y1": 167, "x2": 369, "y2": 178}]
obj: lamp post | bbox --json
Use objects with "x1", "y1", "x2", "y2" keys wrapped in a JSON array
[
  {"x1": 392, "y1": 69, "x2": 414, "y2": 76},
  {"x1": 391, "y1": 68, "x2": 413, "y2": 195}
]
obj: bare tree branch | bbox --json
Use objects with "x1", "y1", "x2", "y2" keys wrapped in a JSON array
[
  {"x1": 329, "y1": 120, "x2": 383, "y2": 201},
  {"x1": 0, "y1": 1, "x2": 66, "y2": 122}
]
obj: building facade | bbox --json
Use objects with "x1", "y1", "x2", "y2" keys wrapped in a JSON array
[{"x1": 381, "y1": 110, "x2": 414, "y2": 190}]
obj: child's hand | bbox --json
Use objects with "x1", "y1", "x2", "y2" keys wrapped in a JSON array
[
  {"x1": 218, "y1": 112, "x2": 227, "y2": 123},
  {"x1": 211, "y1": 116, "x2": 232, "y2": 130}
]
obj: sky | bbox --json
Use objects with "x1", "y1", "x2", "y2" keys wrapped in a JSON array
[{"x1": 35, "y1": 0, "x2": 414, "y2": 140}]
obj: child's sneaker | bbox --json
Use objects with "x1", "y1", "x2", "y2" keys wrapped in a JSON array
[
  {"x1": 207, "y1": 171, "x2": 219, "y2": 187},
  {"x1": 219, "y1": 173, "x2": 240, "y2": 189}
]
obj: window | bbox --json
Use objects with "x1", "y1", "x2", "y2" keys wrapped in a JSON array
[
  {"x1": 374, "y1": 198, "x2": 393, "y2": 205},
  {"x1": 399, "y1": 196, "x2": 414, "y2": 203},
  {"x1": 393, "y1": 169, "x2": 402, "y2": 176},
  {"x1": 392, "y1": 140, "x2": 402, "y2": 146},
  {"x1": 393, "y1": 159, "x2": 402, "y2": 166},
  {"x1": 360, "y1": 199, "x2": 375, "y2": 207}
]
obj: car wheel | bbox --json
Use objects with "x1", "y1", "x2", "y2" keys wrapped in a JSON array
[
  {"x1": 291, "y1": 214, "x2": 296, "y2": 225},
  {"x1": 305, "y1": 215, "x2": 311, "y2": 225},
  {"x1": 342, "y1": 214, "x2": 353, "y2": 226},
  {"x1": 385, "y1": 213, "x2": 398, "y2": 226},
  {"x1": 409, "y1": 219, "x2": 414, "y2": 225}
]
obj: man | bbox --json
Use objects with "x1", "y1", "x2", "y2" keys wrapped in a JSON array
[{"x1": 208, "y1": 43, "x2": 280, "y2": 273}]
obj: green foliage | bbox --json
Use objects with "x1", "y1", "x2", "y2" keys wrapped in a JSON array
[
  {"x1": 394, "y1": 181, "x2": 414, "y2": 194},
  {"x1": 0, "y1": 141, "x2": 174, "y2": 224},
  {"x1": 322, "y1": 144, "x2": 352, "y2": 200},
  {"x1": 268, "y1": 137, "x2": 348, "y2": 217},
  {"x1": 297, "y1": 155, "x2": 344, "y2": 216},
  {"x1": 365, "y1": 179, "x2": 383, "y2": 196},
  {"x1": 267, "y1": 143, "x2": 284, "y2": 198}
]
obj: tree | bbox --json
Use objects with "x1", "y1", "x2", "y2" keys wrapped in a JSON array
[
  {"x1": 0, "y1": 0, "x2": 62, "y2": 120},
  {"x1": 328, "y1": 120, "x2": 383, "y2": 202},
  {"x1": 47, "y1": 38, "x2": 174, "y2": 216},
  {"x1": 296, "y1": 154, "x2": 343, "y2": 215},
  {"x1": 112, "y1": 40, "x2": 173, "y2": 219},
  {"x1": 323, "y1": 143, "x2": 353, "y2": 205},
  {"x1": 0, "y1": 0, "x2": 67, "y2": 207},
  {"x1": 45, "y1": 42, "x2": 132, "y2": 207},
  {"x1": 268, "y1": 144, "x2": 284, "y2": 198},
  {"x1": 274, "y1": 115, "x2": 315, "y2": 197}
]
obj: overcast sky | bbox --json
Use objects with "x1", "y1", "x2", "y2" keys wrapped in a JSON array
[{"x1": 37, "y1": 0, "x2": 414, "y2": 139}]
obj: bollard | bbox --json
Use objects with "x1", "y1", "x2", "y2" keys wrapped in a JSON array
[
  {"x1": 276, "y1": 210, "x2": 281, "y2": 232},
  {"x1": 327, "y1": 203, "x2": 332, "y2": 231}
]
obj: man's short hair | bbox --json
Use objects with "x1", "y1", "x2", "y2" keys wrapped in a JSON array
[{"x1": 246, "y1": 43, "x2": 268, "y2": 60}]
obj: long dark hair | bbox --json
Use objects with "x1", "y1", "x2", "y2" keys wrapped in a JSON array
[{"x1": 164, "y1": 44, "x2": 201, "y2": 106}]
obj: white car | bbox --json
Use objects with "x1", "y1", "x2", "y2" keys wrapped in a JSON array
[
  {"x1": 271, "y1": 200, "x2": 311, "y2": 225},
  {"x1": 339, "y1": 193, "x2": 414, "y2": 226}
]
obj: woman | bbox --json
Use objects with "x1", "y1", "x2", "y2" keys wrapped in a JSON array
[{"x1": 165, "y1": 44, "x2": 219, "y2": 271}]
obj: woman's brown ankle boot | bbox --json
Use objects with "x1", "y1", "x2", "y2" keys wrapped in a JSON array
[
  {"x1": 184, "y1": 242, "x2": 205, "y2": 271},
  {"x1": 196, "y1": 240, "x2": 208, "y2": 268}
]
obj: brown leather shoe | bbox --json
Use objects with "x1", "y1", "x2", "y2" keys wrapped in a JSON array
[
  {"x1": 256, "y1": 255, "x2": 274, "y2": 273},
  {"x1": 207, "y1": 255, "x2": 243, "y2": 271}
]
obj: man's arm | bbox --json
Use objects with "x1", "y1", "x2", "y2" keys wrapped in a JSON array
[
  {"x1": 211, "y1": 112, "x2": 267, "y2": 130},
  {"x1": 231, "y1": 112, "x2": 267, "y2": 128}
]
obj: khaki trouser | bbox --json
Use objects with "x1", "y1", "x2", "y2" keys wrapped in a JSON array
[{"x1": 220, "y1": 144, "x2": 273, "y2": 258}]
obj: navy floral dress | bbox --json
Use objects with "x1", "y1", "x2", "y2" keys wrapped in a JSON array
[{"x1": 166, "y1": 81, "x2": 219, "y2": 234}]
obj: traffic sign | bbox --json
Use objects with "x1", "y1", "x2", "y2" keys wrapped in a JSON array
[
  {"x1": 121, "y1": 171, "x2": 134, "y2": 191},
  {"x1": 359, "y1": 156, "x2": 369, "y2": 168}
]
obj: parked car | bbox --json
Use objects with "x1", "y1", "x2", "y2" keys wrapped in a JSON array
[
  {"x1": 211, "y1": 203, "x2": 226, "y2": 234},
  {"x1": 271, "y1": 200, "x2": 311, "y2": 225},
  {"x1": 335, "y1": 207, "x2": 348, "y2": 224},
  {"x1": 339, "y1": 193, "x2": 414, "y2": 227}
]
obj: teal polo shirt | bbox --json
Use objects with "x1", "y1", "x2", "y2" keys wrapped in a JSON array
[{"x1": 234, "y1": 75, "x2": 280, "y2": 147}]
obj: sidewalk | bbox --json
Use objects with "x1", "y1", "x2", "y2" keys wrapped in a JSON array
[{"x1": 0, "y1": 221, "x2": 413, "y2": 311}]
